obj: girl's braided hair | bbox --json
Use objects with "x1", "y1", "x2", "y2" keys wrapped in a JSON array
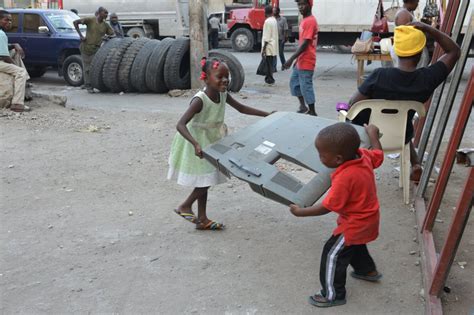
[{"x1": 200, "y1": 57, "x2": 221, "y2": 80}]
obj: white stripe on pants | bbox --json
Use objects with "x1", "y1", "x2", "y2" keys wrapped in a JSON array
[
  {"x1": 0, "y1": 60, "x2": 27, "y2": 106},
  {"x1": 326, "y1": 235, "x2": 345, "y2": 301}
]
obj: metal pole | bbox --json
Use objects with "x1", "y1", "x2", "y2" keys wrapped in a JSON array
[
  {"x1": 423, "y1": 67, "x2": 474, "y2": 231},
  {"x1": 417, "y1": 13, "x2": 474, "y2": 198},
  {"x1": 429, "y1": 167, "x2": 474, "y2": 296},
  {"x1": 189, "y1": 0, "x2": 208, "y2": 89}
]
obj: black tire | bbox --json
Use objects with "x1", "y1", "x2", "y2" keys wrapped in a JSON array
[
  {"x1": 118, "y1": 38, "x2": 149, "y2": 92},
  {"x1": 230, "y1": 28, "x2": 254, "y2": 52},
  {"x1": 145, "y1": 37, "x2": 174, "y2": 93},
  {"x1": 26, "y1": 66, "x2": 47, "y2": 78},
  {"x1": 90, "y1": 38, "x2": 121, "y2": 92},
  {"x1": 127, "y1": 27, "x2": 145, "y2": 39},
  {"x1": 209, "y1": 50, "x2": 245, "y2": 92},
  {"x1": 164, "y1": 37, "x2": 190, "y2": 90},
  {"x1": 62, "y1": 55, "x2": 83, "y2": 86},
  {"x1": 103, "y1": 38, "x2": 134, "y2": 93},
  {"x1": 130, "y1": 40, "x2": 161, "y2": 93}
]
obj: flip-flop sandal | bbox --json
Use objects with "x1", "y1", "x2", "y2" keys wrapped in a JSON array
[
  {"x1": 350, "y1": 271, "x2": 382, "y2": 282},
  {"x1": 308, "y1": 294, "x2": 346, "y2": 308},
  {"x1": 196, "y1": 220, "x2": 225, "y2": 231},
  {"x1": 174, "y1": 209, "x2": 197, "y2": 224}
]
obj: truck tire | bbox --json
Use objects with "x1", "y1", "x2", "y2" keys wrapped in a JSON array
[
  {"x1": 164, "y1": 37, "x2": 190, "y2": 90},
  {"x1": 209, "y1": 50, "x2": 245, "y2": 92},
  {"x1": 90, "y1": 38, "x2": 121, "y2": 92},
  {"x1": 145, "y1": 37, "x2": 174, "y2": 93},
  {"x1": 230, "y1": 28, "x2": 254, "y2": 52},
  {"x1": 127, "y1": 27, "x2": 145, "y2": 39},
  {"x1": 118, "y1": 38, "x2": 149, "y2": 92},
  {"x1": 130, "y1": 39, "x2": 161, "y2": 92},
  {"x1": 62, "y1": 55, "x2": 83, "y2": 87},
  {"x1": 103, "y1": 38, "x2": 134, "y2": 93},
  {"x1": 27, "y1": 66, "x2": 47, "y2": 78}
]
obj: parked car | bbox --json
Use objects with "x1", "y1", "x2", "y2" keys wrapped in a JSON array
[{"x1": 5, "y1": 9, "x2": 84, "y2": 86}]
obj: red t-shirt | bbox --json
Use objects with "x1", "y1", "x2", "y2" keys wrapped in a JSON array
[
  {"x1": 322, "y1": 149, "x2": 384, "y2": 245},
  {"x1": 296, "y1": 15, "x2": 318, "y2": 71}
]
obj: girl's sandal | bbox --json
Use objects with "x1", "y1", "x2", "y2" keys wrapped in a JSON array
[
  {"x1": 174, "y1": 209, "x2": 197, "y2": 224},
  {"x1": 308, "y1": 294, "x2": 346, "y2": 308},
  {"x1": 196, "y1": 220, "x2": 225, "y2": 231}
]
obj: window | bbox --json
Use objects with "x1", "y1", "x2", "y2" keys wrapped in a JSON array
[
  {"x1": 23, "y1": 14, "x2": 46, "y2": 33},
  {"x1": 5, "y1": 14, "x2": 19, "y2": 33}
]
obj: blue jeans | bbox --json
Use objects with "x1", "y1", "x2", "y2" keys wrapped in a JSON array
[{"x1": 290, "y1": 66, "x2": 315, "y2": 105}]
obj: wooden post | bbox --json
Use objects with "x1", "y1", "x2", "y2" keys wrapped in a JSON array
[{"x1": 189, "y1": 0, "x2": 209, "y2": 89}]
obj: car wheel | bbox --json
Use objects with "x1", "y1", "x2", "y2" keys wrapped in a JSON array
[
  {"x1": 230, "y1": 28, "x2": 254, "y2": 52},
  {"x1": 27, "y1": 66, "x2": 47, "y2": 78},
  {"x1": 127, "y1": 27, "x2": 146, "y2": 39},
  {"x1": 62, "y1": 55, "x2": 83, "y2": 86}
]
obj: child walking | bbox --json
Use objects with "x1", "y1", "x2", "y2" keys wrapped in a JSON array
[
  {"x1": 289, "y1": 122, "x2": 384, "y2": 307},
  {"x1": 168, "y1": 57, "x2": 272, "y2": 230}
]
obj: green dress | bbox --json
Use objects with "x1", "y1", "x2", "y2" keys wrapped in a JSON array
[{"x1": 167, "y1": 90, "x2": 228, "y2": 187}]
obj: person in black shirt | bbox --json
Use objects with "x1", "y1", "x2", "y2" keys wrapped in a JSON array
[{"x1": 349, "y1": 22, "x2": 460, "y2": 182}]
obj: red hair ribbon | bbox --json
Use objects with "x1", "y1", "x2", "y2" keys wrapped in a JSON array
[
  {"x1": 212, "y1": 61, "x2": 220, "y2": 69},
  {"x1": 200, "y1": 72, "x2": 207, "y2": 80},
  {"x1": 200, "y1": 57, "x2": 207, "y2": 67}
]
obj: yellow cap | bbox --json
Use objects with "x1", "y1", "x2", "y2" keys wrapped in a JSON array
[{"x1": 394, "y1": 26, "x2": 426, "y2": 57}]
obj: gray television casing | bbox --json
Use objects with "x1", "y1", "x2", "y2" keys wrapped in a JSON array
[{"x1": 202, "y1": 112, "x2": 371, "y2": 207}]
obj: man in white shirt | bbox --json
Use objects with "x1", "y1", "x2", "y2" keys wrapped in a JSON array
[
  {"x1": 0, "y1": 10, "x2": 30, "y2": 112},
  {"x1": 261, "y1": 5, "x2": 279, "y2": 84},
  {"x1": 208, "y1": 16, "x2": 220, "y2": 49}
]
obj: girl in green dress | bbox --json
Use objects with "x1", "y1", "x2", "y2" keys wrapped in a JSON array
[{"x1": 168, "y1": 57, "x2": 271, "y2": 230}]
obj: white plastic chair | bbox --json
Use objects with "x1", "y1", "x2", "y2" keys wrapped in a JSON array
[{"x1": 338, "y1": 100, "x2": 426, "y2": 204}]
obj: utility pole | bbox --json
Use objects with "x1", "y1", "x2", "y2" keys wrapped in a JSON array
[{"x1": 189, "y1": 0, "x2": 209, "y2": 89}]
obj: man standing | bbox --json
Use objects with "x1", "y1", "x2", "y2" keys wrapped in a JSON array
[
  {"x1": 0, "y1": 10, "x2": 30, "y2": 112},
  {"x1": 73, "y1": 7, "x2": 114, "y2": 93},
  {"x1": 261, "y1": 5, "x2": 279, "y2": 85},
  {"x1": 283, "y1": 0, "x2": 318, "y2": 116},
  {"x1": 208, "y1": 15, "x2": 220, "y2": 49},
  {"x1": 273, "y1": 7, "x2": 288, "y2": 71},
  {"x1": 109, "y1": 13, "x2": 124, "y2": 38}
]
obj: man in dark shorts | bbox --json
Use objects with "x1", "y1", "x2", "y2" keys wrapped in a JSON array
[
  {"x1": 73, "y1": 7, "x2": 114, "y2": 93},
  {"x1": 349, "y1": 22, "x2": 460, "y2": 181}
]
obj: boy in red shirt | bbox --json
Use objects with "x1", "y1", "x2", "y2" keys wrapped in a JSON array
[
  {"x1": 289, "y1": 122, "x2": 384, "y2": 308},
  {"x1": 283, "y1": 0, "x2": 318, "y2": 116}
]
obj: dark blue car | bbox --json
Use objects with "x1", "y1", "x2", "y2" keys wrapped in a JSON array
[{"x1": 5, "y1": 9, "x2": 84, "y2": 86}]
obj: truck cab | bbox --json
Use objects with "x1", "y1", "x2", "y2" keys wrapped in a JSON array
[{"x1": 5, "y1": 9, "x2": 84, "y2": 86}]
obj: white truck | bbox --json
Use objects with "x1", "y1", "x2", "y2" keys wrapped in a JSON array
[{"x1": 62, "y1": 0, "x2": 190, "y2": 39}]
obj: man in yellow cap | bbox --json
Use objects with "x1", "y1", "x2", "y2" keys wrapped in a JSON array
[{"x1": 348, "y1": 22, "x2": 460, "y2": 182}]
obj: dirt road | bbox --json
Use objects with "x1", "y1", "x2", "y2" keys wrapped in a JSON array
[{"x1": 1, "y1": 51, "x2": 472, "y2": 314}]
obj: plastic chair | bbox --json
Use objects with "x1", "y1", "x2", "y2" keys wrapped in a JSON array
[{"x1": 338, "y1": 100, "x2": 426, "y2": 204}]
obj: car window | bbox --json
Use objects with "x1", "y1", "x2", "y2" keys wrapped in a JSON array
[
  {"x1": 5, "y1": 13, "x2": 19, "y2": 33},
  {"x1": 23, "y1": 14, "x2": 46, "y2": 33},
  {"x1": 44, "y1": 11, "x2": 86, "y2": 32}
]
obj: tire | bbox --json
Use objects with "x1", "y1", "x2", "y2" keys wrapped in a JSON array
[
  {"x1": 164, "y1": 37, "x2": 190, "y2": 90},
  {"x1": 62, "y1": 55, "x2": 83, "y2": 86},
  {"x1": 26, "y1": 66, "x2": 47, "y2": 78},
  {"x1": 130, "y1": 39, "x2": 161, "y2": 92},
  {"x1": 127, "y1": 27, "x2": 145, "y2": 39},
  {"x1": 118, "y1": 38, "x2": 149, "y2": 92},
  {"x1": 209, "y1": 50, "x2": 245, "y2": 92},
  {"x1": 90, "y1": 38, "x2": 121, "y2": 92},
  {"x1": 145, "y1": 37, "x2": 174, "y2": 93},
  {"x1": 230, "y1": 28, "x2": 254, "y2": 52},
  {"x1": 102, "y1": 38, "x2": 134, "y2": 93}
]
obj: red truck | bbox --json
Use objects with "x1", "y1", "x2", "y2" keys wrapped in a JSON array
[{"x1": 227, "y1": 0, "x2": 299, "y2": 52}]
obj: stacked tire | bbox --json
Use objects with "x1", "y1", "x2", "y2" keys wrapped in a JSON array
[{"x1": 90, "y1": 37, "x2": 245, "y2": 93}]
